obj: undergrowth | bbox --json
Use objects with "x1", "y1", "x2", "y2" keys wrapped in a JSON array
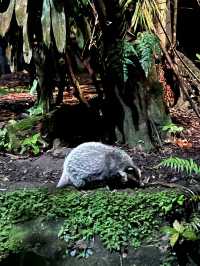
[
  {"x1": 0, "y1": 115, "x2": 45, "y2": 155},
  {"x1": 0, "y1": 188, "x2": 186, "y2": 258},
  {"x1": 157, "y1": 157, "x2": 200, "y2": 175}
]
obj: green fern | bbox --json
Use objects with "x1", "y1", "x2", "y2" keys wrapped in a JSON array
[
  {"x1": 107, "y1": 40, "x2": 137, "y2": 83},
  {"x1": 134, "y1": 31, "x2": 161, "y2": 77},
  {"x1": 188, "y1": 215, "x2": 200, "y2": 233},
  {"x1": 157, "y1": 157, "x2": 200, "y2": 175},
  {"x1": 162, "y1": 123, "x2": 184, "y2": 135}
]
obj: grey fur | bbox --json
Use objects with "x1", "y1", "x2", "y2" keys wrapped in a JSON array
[{"x1": 57, "y1": 142, "x2": 141, "y2": 188}]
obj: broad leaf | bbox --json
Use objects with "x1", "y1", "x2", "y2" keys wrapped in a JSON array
[
  {"x1": 15, "y1": 0, "x2": 28, "y2": 27},
  {"x1": 173, "y1": 220, "x2": 184, "y2": 234},
  {"x1": 169, "y1": 232, "x2": 179, "y2": 247},
  {"x1": 196, "y1": 53, "x2": 200, "y2": 61},
  {"x1": 41, "y1": 0, "x2": 51, "y2": 48},
  {"x1": 30, "y1": 79, "x2": 38, "y2": 95},
  {"x1": 161, "y1": 226, "x2": 177, "y2": 235},
  {"x1": 182, "y1": 229, "x2": 198, "y2": 241},
  {"x1": 23, "y1": 13, "x2": 32, "y2": 63},
  {"x1": 0, "y1": 0, "x2": 15, "y2": 37},
  {"x1": 50, "y1": 0, "x2": 66, "y2": 53}
]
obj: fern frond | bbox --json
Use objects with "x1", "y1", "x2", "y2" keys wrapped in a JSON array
[
  {"x1": 187, "y1": 215, "x2": 200, "y2": 233},
  {"x1": 107, "y1": 40, "x2": 137, "y2": 83},
  {"x1": 134, "y1": 31, "x2": 161, "y2": 77},
  {"x1": 157, "y1": 157, "x2": 200, "y2": 175}
]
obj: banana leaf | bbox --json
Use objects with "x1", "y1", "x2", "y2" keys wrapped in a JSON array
[
  {"x1": 23, "y1": 13, "x2": 32, "y2": 63},
  {"x1": 50, "y1": 0, "x2": 66, "y2": 53},
  {"x1": 15, "y1": 0, "x2": 28, "y2": 27},
  {"x1": 0, "y1": 0, "x2": 15, "y2": 36},
  {"x1": 41, "y1": 0, "x2": 51, "y2": 48}
]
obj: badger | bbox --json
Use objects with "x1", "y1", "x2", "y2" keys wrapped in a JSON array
[{"x1": 57, "y1": 142, "x2": 141, "y2": 189}]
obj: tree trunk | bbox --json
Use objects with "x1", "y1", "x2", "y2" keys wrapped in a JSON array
[
  {"x1": 32, "y1": 44, "x2": 54, "y2": 113},
  {"x1": 155, "y1": 0, "x2": 172, "y2": 49},
  {"x1": 94, "y1": 0, "x2": 170, "y2": 150},
  {"x1": 103, "y1": 70, "x2": 169, "y2": 150}
]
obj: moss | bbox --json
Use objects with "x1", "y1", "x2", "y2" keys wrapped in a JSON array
[
  {"x1": 4, "y1": 115, "x2": 43, "y2": 152},
  {"x1": 0, "y1": 88, "x2": 9, "y2": 96},
  {"x1": 0, "y1": 86, "x2": 30, "y2": 93},
  {"x1": 0, "y1": 188, "x2": 185, "y2": 259},
  {"x1": 7, "y1": 115, "x2": 43, "y2": 132}
]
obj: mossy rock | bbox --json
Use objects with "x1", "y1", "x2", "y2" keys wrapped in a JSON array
[{"x1": 0, "y1": 187, "x2": 188, "y2": 265}]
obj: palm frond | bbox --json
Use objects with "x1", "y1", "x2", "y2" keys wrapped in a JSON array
[{"x1": 130, "y1": 0, "x2": 161, "y2": 32}]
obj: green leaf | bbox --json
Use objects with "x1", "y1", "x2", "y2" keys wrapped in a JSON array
[
  {"x1": 23, "y1": 14, "x2": 32, "y2": 64},
  {"x1": 157, "y1": 156, "x2": 200, "y2": 175},
  {"x1": 30, "y1": 80, "x2": 38, "y2": 95},
  {"x1": 32, "y1": 133, "x2": 40, "y2": 144},
  {"x1": 107, "y1": 40, "x2": 137, "y2": 84},
  {"x1": 0, "y1": 88, "x2": 9, "y2": 96},
  {"x1": 50, "y1": 0, "x2": 66, "y2": 53},
  {"x1": 28, "y1": 103, "x2": 43, "y2": 116},
  {"x1": 196, "y1": 53, "x2": 200, "y2": 61},
  {"x1": 41, "y1": 0, "x2": 51, "y2": 48},
  {"x1": 0, "y1": 0, "x2": 15, "y2": 37},
  {"x1": 135, "y1": 32, "x2": 161, "y2": 77},
  {"x1": 169, "y1": 232, "x2": 179, "y2": 247},
  {"x1": 162, "y1": 123, "x2": 183, "y2": 134},
  {"x1": 173, "y1": 220, "x2": 184, "y2": 234},
  {"x1": 162, "y1": 204, "x2": 173, "y2": 214},
  {"x1": 176, "y1": 195, "x2": 185, "y2": 206},
  {"x1": 15, "y1": 0, "x2": 28, "y2": 27},
  {"x1": 182, "y1": 229, "x2": 198, "y2": 241},
  {"x1": 161, "y1": 226, "x2": 177, "y2": 236},
  {"x1": 32, "y1": 145, "x2": 40, "y2": 155}
]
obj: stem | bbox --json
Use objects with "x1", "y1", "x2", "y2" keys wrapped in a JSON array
[{"x1": 172, "y1": 0, "x2": 178, "y2": 47}]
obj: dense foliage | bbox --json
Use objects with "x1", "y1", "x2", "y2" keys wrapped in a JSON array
[
  {"x1": 0, "y1": 0, "x2": 169, "y2": 149},
  {"x1": 0, "y1": 188, "x2": 186, "y2": 258}
]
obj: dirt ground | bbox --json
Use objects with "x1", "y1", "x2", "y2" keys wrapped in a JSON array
[
  {"x1": 0, "y1": 137, "x2": 200, "y2": 192},
  {"x1": 0, "y1": 72, "x2": 200, "y2": 193}
]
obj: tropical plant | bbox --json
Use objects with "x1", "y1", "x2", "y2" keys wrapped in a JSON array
[
  {"x1": 162, "y1": 219, "x2": 199, "y2": 248},
  {"x1": 127, "y1": 0, "x2": 161, "y2": 32},
  {"x1": 0, "y1": 0, "x2": 172, "y2": 150},
  {"x1": 0, "y1": 127, "x2": 8, "y2": 149},
  {"x1": 156, "y1": 157, "x2": 200, "y2": 175},
  {"x1": 162, "y1": 123, "x2": 184, "y2": 136},
  {"x1": 20, "y1": 133, "x2": 46, "y2": 155},
  {"x1": 135, "y1": 31, "x2": 161, "y2": 77}
]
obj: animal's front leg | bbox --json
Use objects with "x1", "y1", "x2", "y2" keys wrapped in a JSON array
[{"x1": 118, "y1": 170, "x2": 128, "y2": 183}]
